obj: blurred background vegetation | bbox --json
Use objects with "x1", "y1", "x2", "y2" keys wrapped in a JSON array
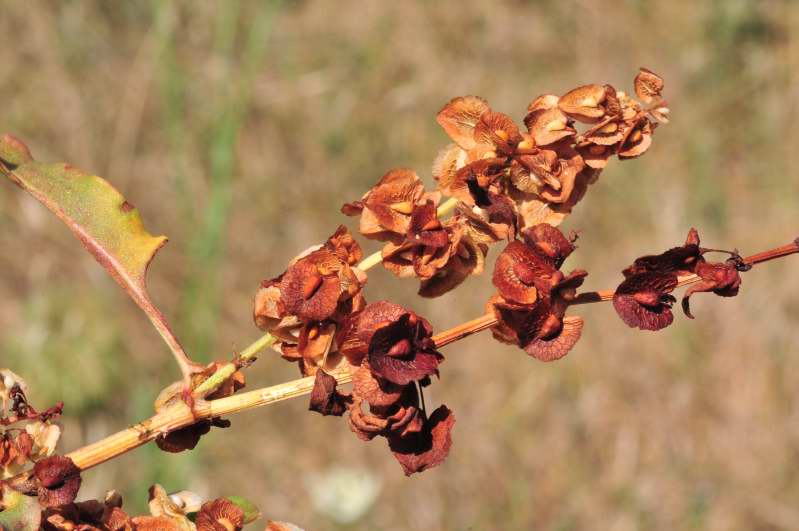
[{"x1": 2, "y1": 1, "x2": 799, "y2": 529}]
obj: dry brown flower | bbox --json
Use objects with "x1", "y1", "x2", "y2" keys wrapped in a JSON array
[
  {"x1": 418, "y1": 225, "x2": 487, "y2": 298},
  {"x1": 613, "y1": 228, "x2": 745, "y2": 329},
  {"x1": 348, "y1": 383, "x2": 424, "y2": 443},
  {"x1": 387, "y1": 405, "x2": 455, "y2": 476},
  {"x1": 612, "y1": 271, "x2": 678, "y2": 331},
  {"x1": 491, "y1": 223, "x2": 576, "y2": 306},
  {"x1": 342, "y1": 168, "x2": 427, "y2": 242},
  {"x1": 490, "y1": 271, "x2": 587, "y2": 361},
  {"x1": 367, "y1": 312, "x2": 443, "y2": 386},
  {"x1": 337, "y1": 301, "x2": 407, "y2": 366},
  {"x1": 473, "y1": 111, "x2": 523, "y2": 155},
  {"x1": 254, "y1": 226, "x2": 367, "y2": 375},
  {"x1": 488, "y1": 224, "x2": 587, "y2": 361},
  {"x1": 34, "y1": 455, "x2": 82, "y2": 508},
  {"x1": 521, "y1": 223, "x2": 576, "y2": 268}
]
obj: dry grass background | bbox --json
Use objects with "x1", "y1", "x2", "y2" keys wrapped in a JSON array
[{"x1": 2, "y1": 1, "x2": 799, "y2": 529}]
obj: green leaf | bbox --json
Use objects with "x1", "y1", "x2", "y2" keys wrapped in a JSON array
[
  {"x1": 0, "y1": 134, "x2": 197, "y2": 378},
  {"x1": 225, "y1": 496, "x2": 261, "y2": 524},
  {"x1": 0, "y1": 484, "x2": 41, "y2": 531}
]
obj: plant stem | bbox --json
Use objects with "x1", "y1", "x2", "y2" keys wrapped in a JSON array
[
  {"x1": 58, "y1": 238, "x2": 798, "y2": 473},
  {"x1": 193, "y1": 333, "x2": 277, "y2": 397},
  {"x1": 571, "y1": 238, "x2": 799, "y2": 305}
]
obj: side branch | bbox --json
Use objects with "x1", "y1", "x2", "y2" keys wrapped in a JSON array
[{"x1": 60, "y1": 238, "x2": 799, "y2": 473}]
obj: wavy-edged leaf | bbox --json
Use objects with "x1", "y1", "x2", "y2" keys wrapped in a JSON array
[{"x1": 0, "y1": 134, "x2": 196, "y2": 377}]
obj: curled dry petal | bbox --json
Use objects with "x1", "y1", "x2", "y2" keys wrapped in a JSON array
[
  {"x1": 521, "y1": 223, "x2": 575, "y2": 269},
  {"x1": 418, "y1": 231, "x2": 486, "y2": 298},
  {"x1": 618, "y1": 118, "x2": 653, "y2": 159},
  {"x1": 456, "y1": 193, "x2": 517, "y2": 245},
  {"x1": 436, "y1": 95, "x2": 491, "y2": 150},
  {"x1": 681, "y1": 260, "x2": 742, "y2": 318},
  {"x1": 366, "y1": 169, "x2": 424, "y2": 234},
  {"x1": 623, "y1": 229, "x2": 703, "y2": 277},
  {"x1": 253, "y1": 278, "x2": 286, "y2": 332},
  {"x1": 381, "y1": 241, "x2": 417, "y2": 278},
  {"x1": 432, "y1": 143, "x2": 468, "y2": 197},
  {"x1": 325, "y1": 225, "x2": 363, "y2": 266},
  {"x1": 309, "y1": 370, "x2": 352, "y2": 417},
  {"x1": 489, "y1": 288, "x2": 584, "y2": 362},
  {"x1": 279, "y1": 254, "x2": 342, "y2": 321},
  {"x1": 34, "y1": 455, "x2": 82, "y2": 508},
  {"x1": 297, "y1": 321, "x2": 337, "y2": 375},
  {"x1": 155, "y1": 418, "x2": 230, "y2": 453},
  {"x1": 368, "y1": 314, "x2": 443, "y2": 385},
  {"x1": 408, "y1": 201, "x2": 449, "y2": 248},
  {"x1": 511, "y1": 149, "x2": 560, "y2": 193},
  {"x1": 195, "y1": 498, "x2": 245, "y2": 531},
  {"x1": 348, "y1": 397, "x2": 389, "y2": 441},
  {"x1": 539, "y1": 151, "x2": 585, "y2": 205},
  {"x1": 576, "y1": 142, "x2": 613, "y2": 169},
  {"x1": 524, "y1": 107, "x2": 575, "y2": 146},
  {"x1": 524, "y1": 315, "x2": 584, "y2": 362},
  {"x1": 527, "y1": 94, "x2": 560, "y2": 113},
  {"x1": 387, "y1": 405, "x2": 455, "y2": 476},
  {"x1": 345, "y1": 168, "x2": 426, "y2": 241},
  {"x1": 337, "y1": 300, "x2": 407, "y2": 366},
  {"x1": 583, "y1": 118, "x2": 625, "y2": 146},
  {"x1": 493, "y1": 240, "x2": 555, "y2": 305},
  {"x1": 1, "y1": 369, "x2": 28, "y2": 412},
  {"x1": 473, "y1": 111, "x2": 522, "y2": 154},
  {"x1": 104, "y1": 506, "x2": 134, "y2": 530},
  {"x1": 634, "y1": 67, "x2": 665, "y2": 104},
  {"x1": 514, "y1": 192, "x2": 569, "y2": 228},
  {"x1": 452, "y1": 159, "x2": 507, "y2": 206},
  {"x1": 351, "y1": 364, "x2": 405, "y2": 408},
  {"x1": 1, "y1": 432, "x2": 34, "y2": 470},
  {"x1": 558, "y1": 84, "x2": 609, "y2": 123},
  {"x1": 613, "y1": 271, "x2": 678, "y2": 331}
]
